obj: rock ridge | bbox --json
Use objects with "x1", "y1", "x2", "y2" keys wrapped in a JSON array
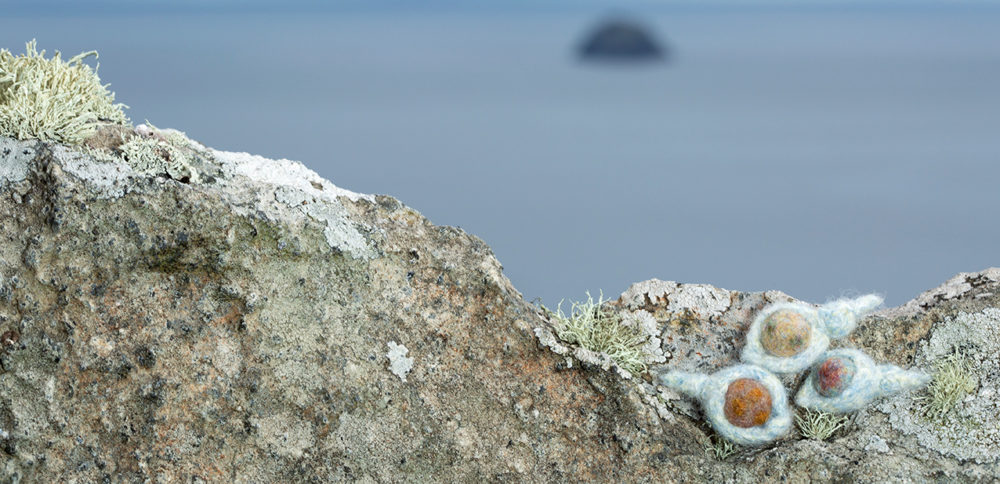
[{"x1": 1, "y1": 134, "x2": 998, "y2": 482}]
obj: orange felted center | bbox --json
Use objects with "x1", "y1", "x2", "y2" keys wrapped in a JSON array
[{"x1": 724, "y1": 378, "x2": 772, "y2": 428}]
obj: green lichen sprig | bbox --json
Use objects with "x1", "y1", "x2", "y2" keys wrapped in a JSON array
[
  {"x1": 704, "y1": 433, "x2": 738, "y2": 460},
  {"x1": 795, "y1": 408, "x2": 848, "y2": 441},
  {"x1": 119, "y1": 125, "x2": 201, "y2": 183},
  {"x1": 546, "y1": 292, "x2": 651, "y2": 377},
  {"x1": 0, "y1": 40, "x2": 129, "y2": 145},
  {"x1": 81, "y1": 121, "x2": 206, "y2": 183},
  {"x1": 919, "y1": 350, "x2": 978, "y2": 421}
]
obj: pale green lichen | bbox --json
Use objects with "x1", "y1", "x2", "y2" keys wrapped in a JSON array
[
  {"x1": 918, "y1": 350, "x2": 977, "y2": 421},
  {"x1": 154, "y1": 125, "x2": 196, "y2": 148},
  {"x1": 119, "y1": 132, "x2": 200, "y2": 183},
  {"x1": 546, "y1": 292, "x2": 651, "y2": 376},
  {"x1": 80, "y1": 122, "x2": 205, "y2": 183},
  {"x1": 704, "y1": 433, "x2": 738, "y2": 460},
  {"x1": 0, "y1": 40, "x2": 128, "y2": 145},
  {"x1": 795, "y1": 408, "x2": 847, "y2": 441}
]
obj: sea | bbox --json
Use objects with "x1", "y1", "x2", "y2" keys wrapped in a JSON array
[{"x1": 2, "y1": 4, "x2": 999, "y2": 307}]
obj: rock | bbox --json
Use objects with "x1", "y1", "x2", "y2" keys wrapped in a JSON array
[
  {"x1": 1, "y1": 131, "x2": 999, "y2": 482},
  {"x1": 578, "y1": 19, "x2": 666, "y2": 61}
]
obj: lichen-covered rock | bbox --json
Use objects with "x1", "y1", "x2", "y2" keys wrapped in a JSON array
[{"x1": 1, "y1": 132, "x2": 998, "y2": 483}]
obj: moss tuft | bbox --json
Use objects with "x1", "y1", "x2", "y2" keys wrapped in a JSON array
[
  {"x1": 0, "y1": 40, "x2": 128, "y2": 144},
  {"x1": 795, "y1": 408, "x2": 847, "y2": 440},
  {"x1": 546, "y1": 291, "x2": 650, "y2": 376}
]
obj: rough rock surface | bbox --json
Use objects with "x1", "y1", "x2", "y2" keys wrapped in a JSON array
[{"x1": 1, "y1": 133, "x2": 998, "y2": 483}]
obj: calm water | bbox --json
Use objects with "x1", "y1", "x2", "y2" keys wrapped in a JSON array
[{"x1": 3, "y1": 7, "x2": 999, "y2": 307}]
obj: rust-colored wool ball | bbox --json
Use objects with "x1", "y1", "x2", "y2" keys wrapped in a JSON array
[
  {"x1": 759, "y1": 309, "x2": 811, "y2": 357},
  {"x1": 724, "y1": 378, "x2": 772, "y2": 428}
]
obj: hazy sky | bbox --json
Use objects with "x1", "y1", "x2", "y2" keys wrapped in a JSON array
[
  {"x1": 4, "y1": 0, "x2": 1000, "y2": 14},
  {"x1": 2, "y1": 3, "x2": 998, "y2": 306}
]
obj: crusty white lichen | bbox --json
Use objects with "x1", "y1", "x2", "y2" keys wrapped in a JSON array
[
  {"x1": 0, "y1": 40, "x2": 128, "y2": 144},
  {"x1": 885, "y1": 268, "x2": 1000, "y2": 318},
  {"x1": 618, "y1": 279, "x2": 732, "y2": 317},
  {"x1": 0, "y1": 136, "x2": 34, "y2": 185},
  {"x1": 864, "y1": 434, "x2": 891, "y2": 454},
  {"x1": 55, "y1": 144, "x2": 135, "y2": 199},
  {"x1": 212, "y1": 149, "x2": 378, "y2": 260},
  {"x1": 250, "y1": 412, "x2": 316, "y2": 459},
  {"x1": 386, "y1": 341, "x2": 414, "y2": 382},
  {"x1": 621, "y1": 309, "x2": 667, "y2": 367},
  {"x1": 215, "y1": 149, "x2": 369, "y2": 203},
  {"x1": 875, "y1": 308, "x2": 999, "y2": 463}
]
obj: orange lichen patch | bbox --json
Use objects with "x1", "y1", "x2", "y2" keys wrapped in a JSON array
[
  {"x1": 211, "y1": 302, "x2": 246, "y2": 330},
  {"x1": 723, "y1": 378, "x2": 772, "y2": 428},
  {"x1": 760, "y1": 309, "x2": 811, "y2": 357}
]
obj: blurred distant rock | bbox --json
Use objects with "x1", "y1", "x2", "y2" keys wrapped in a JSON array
[{"x1": 579, "y1": 19, "x2": 666, "y2": 61}]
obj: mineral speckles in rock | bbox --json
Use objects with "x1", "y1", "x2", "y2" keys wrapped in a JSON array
[
  {"x1": 812, "y1": 355, "x2": 856, "y2": 397},
  {"x1": 724, "y1": 378, "x2": 772, "y2": 428},
  {"x1": 760, "y1": 310, "x2": 811, "y2": 357},
  {"x1": 0, "y1": 329, "x2": 18, "y2": 349}
]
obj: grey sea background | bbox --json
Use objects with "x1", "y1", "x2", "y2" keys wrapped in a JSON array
[{"x1": 2, "y1": 2, "x2": 999, "y2": 307}]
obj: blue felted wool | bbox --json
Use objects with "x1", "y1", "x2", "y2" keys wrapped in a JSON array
[
  {"x1": 659, "y1": 364, "x2": 792, "y2": 446},
  {"x1": 742, "y1": 295, "x2": 883, "y2": 374},
  {"x1": 796, "y1": 348, "x2": 930, "y2": 414}
]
